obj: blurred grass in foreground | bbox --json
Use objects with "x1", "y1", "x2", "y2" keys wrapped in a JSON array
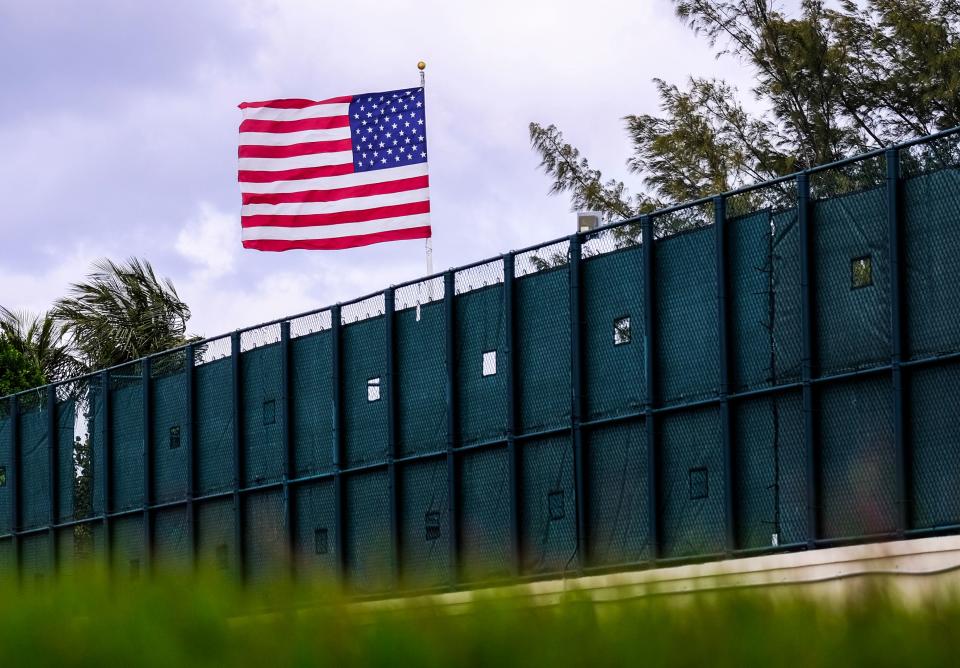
[{"x1": 1, "y1": 567, "x2": 959, "y2": 667}]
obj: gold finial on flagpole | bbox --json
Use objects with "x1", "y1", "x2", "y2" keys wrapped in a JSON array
[{"x1": 418, "y1": 60, "x2": 426, "y2": 87}]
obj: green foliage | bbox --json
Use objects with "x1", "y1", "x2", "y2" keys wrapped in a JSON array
[
  {"x1": 0, "y1": 337, "x2": 44, "y2": 396},
  {"x1": 51, "y1": 257, "x2": 193, "y2": 374},
  {"x1": 0, "y1": 573, "x2": 958, "y2": 667},
  {"x1": 0, "y1": 307, "x2": 79, "y2": 385},
  {"x1": 531, "y1": 0, "x2": 960, "y2": 225}
]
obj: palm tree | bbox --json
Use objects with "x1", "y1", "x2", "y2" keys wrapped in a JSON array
[
  {"x1": 51, "y1": 257, "x2": 193, "y2": 373},
  {"x1": 0, "y1": 307, "x2": 79, "y2": 383}
]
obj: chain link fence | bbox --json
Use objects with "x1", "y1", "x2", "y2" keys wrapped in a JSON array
[{"x1": 3, "y1": 128, "x2": 960, "y2": 591}]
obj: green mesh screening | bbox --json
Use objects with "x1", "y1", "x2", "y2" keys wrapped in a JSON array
[
  {"x1": 516, "y1": 255, "x2": 571, "y2": 434},
  {"x1": 660, "y1": 407, "x2": 725, "y2": 559},
  {"x1": 195, "y1": 352, "x2": 234, "y2": 496},
  {"x1": 459, "y1": 448, "x2": 510, "y2": 582},
  {"x1": 655, "y1": 220, "x2": 719, "y2": 405},
  {"x1": 0, "y1": 399, "x2": 11, "y2": 536},
  {"x1": 344, "y1": 470, "x2": 392, "y2": 593},
  {"x1": 244, "y1": 489, "x2": 286, "y2": 584},
  {"x1": 241, "y1": 333, "x2": 285, "y2": 487},
  {"x1": 734, "y1": 393, "x2": 806, "y2": 549},
  {"x1": 586, "y1": 422, "x2": 650, "y2": 567},
  {"x1": 18, "y1": 393, "x2": 50, "y2": 530},
  {"x1": 582, "y1": 244, "x2": 645, "y2": 420},
  {"x1": 812, "y1": 180, "x2": 891, "y2": 375},
  {"x1": 342, "y1": 315, "x2": 388, "y2": 468},
  {"x1": 290, "y1": 322, "x2": 334, "y2": 477},
  {"x1": 110, "y1": 363, "x2": 144, "y2": 513},
  {"x1": 819, "y1": 377, "x2": 897, "y2": 539},
  {"x1": 151, "y1": 353, "x2": 189, "y2": 504},
  {"x1": 197, "y1": 498, "x2": 236, "y2": 575},
  {"x1": 520, "y1": 435, "x2": 577, "y2": 574},
  {"x1": 293, "y1": 480, "x2": 337, "y2": 581},
  {"x1": 154, "y1": 506, "x2": 190, "y2": 570},
  {"x1": 112, "y1": 515, "x2": 145, "y2": 579},
  {"x1": 20, "y1": 533, "x2": 51, "y2": 585},
  {"x1": 399, "y1": 458, "x2": 449, "y2": 588},
  {"x1": 396, "y1": 299, "x2": 447, "y2": 458}
]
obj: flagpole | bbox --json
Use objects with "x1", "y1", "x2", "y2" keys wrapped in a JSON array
[{"x1": 419, "y1": 60, "x2": 434, "y2": 286}]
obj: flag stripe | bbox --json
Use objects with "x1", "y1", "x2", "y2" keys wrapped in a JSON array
[
  {"x1": 239, "y1": 96, "x2": 353, "y2": 110},
  {"x1": 239, "y1": 127, "x2": 352, "y2": 147},
  {"x1": 242, "y1": 213, "x2": 432, "y2": 240},
  {"x1": 239, "y1": 88, "x2": 430, "y2": 252},
  {"x1": 238, "y1": 150, "x2": 355, "y2": 172},
  {"x1": 242, "y1": 200, "x2": 430, "y2": 228},
  {"x1": 242, "y1": 187, "x2": 429, "y2": 216},
  {"x1": 240, "y1": 162, "x2": 428, "y2": 194},
  {"x1": 243, "y1": 226, "x2": 432, "y2": 251},
  {"x1": 240, "y1": 103, "x2": 351, "y2": 122},
  {"x1": 238, "y1": 163, "x2": 354, "y2": 184},
  {"x1": 241, "y1": 175, "x2": 429, "y2": 205},
  {"x1": 239, "y1": 115, "x2": 350, "y2": 134},
  {"x1": 238, "y1": 139, "x2": 353, "y2": 159}
]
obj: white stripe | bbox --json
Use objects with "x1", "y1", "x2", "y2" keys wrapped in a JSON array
[
  {"x1": 239, "y1": 162, "x2": 429, "y2": 194},
  {"x1": 242, "y1": 188, "x2": 430, "y2": 216},
  {"x1": 239, "y1": 126, "x2": 351, "y2": 146},
  {"x1": 242, "y1": 213, "x2": 431, "y2": 241},
  {"x1": 239, "y1": 151, "x2": 354, "y2": 172},
  {"x1": 241, "y1": 103, "x2": 350, "y2": 122}
]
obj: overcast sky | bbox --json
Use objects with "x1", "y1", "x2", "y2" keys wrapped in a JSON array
[{"x1": 0, "y1": 0, "x2": 757, "y2": 338}]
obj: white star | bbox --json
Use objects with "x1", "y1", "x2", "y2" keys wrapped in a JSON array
[
  {"x1": 393, "y1": 140, "x2": 398, "y2": 145},
  {"x1": 379, "y1": 142, "x2": 385, "y2": 148},
  {"x1": 407, "y1": 154, "x2": 413, "y2": 160},
  {"x1": 387, "y1": 148, "x2": 393, "y2": 154},
  {"x1": 361, "y1": 120, "x2": 367, "y2": 125},
  {"x1": 381, "y1": 158, "x2": 387, "y2": 164},
  {"x1": 403, "y1": 104, "x2": 409, "y2": 110},
  {"x1": 399, "y1": 130, "x2": 405, "y2": 136},
  {"x1": 362, "y1": 153, "x2": 367, "y2": 158},
  {"x1": 360, "y1": 105, "x2": 365, "y2": 111},
  {"x1": 386, "y1": 132, "x2": 392, "y2": 138},
  {"x1": 391, "y1": 123, "x2": 397, "y2": 129},
  {"x1": 372, "y1": 103, "x2": 378, "y2": 109},
  {"x1": 374, "y1": 151, "x2": 379, "y2": 157},
  {"x1": 391, "y1": 106, "x2": 397, "y2": 112},
  {"x1": 395, "y1": 155, "x2": 401, "y2": 161},
  {"x1": 404, "y1": 121, "x2": 410, "y2": 127},
  {"x1": 421, "y1": 151, "x2": 426, "y2": 157},
  {"x1": 416, "y1": 101, "x2": 422, "y2": 107},
  {"x1": 405, "y1": 137, "x2": 411, "y2": 144},
  {"x1": 366, "y1": 111, "x2": 372, "y2": 118},
  {"x1": 399, "y1": 146, "x2": 405, "y2": 153},
  {"x1": 418, "y1": 119, "x2": 424, "y2": 125},
  {"x1": 353, "y1": 113, "x2": 360, "y2": 119}
]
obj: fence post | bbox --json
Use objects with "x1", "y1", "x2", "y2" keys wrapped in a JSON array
[
  {"x1": 142, "y1": 357, "x2": 153, "y2": 576},
  {"x1": 714, "y1": 196, "x2": 736, "y2": 554},
  {"x1": 10, "y1": 394, "x2": 21, "y2": 583},
  {"x1": 230, "y1": 332, "x2": 244, "y2": 582},
  {"x1": 101, "y1": 370, "x2": 112, "y2": 570},
  {"x1": 642, "y1": 215, "x2": 659, "y2": 561},
  {"x1": 330, "y1": 304, "x2": 346, "y2": 583},
  {"x1": 503, "y1": 252, "x2": 521, "y2": 577},
  {"x1": 798, "y1": 172, "x2": 818, "y2": 548},
  {"x1": 185, "y1": 343, "x2": 197, "y2": 570},
  {"x1": 569, "y1": 233, "x2": 588, "y2": 571},
  {"x1": 384, "y1": 287, "x2": 401, "y2": 588},
  {"x1": 444, "y1": 271, "x2": 459, "y2": 587},
  {"x1": 47, "y1": 385, "x2": 59, "y2": 575},
  {"x1": 887, "y1": 147, "x2": 909, "y2": 537},
  {"x1": 280, "y1": 321, "x2": 294, "y2": 578}
]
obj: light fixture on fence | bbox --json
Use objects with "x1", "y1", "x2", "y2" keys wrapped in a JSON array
[{"x1": 576, "y1": 211, "x2": 603, "y2": 233}]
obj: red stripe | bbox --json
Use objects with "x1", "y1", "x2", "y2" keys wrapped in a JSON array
[
  {"x1": 238, "y1": 139, "x2": 353, "y2": 159},
  {"x1": 239, "y1": 96, "x2": 353, "y2": 109},
  {"x1": 242, "y1": 176, "x2": 429, "y2": 205},
  {"x1": 239, "y1": 116, "x2": 350, "y2": 134},
  {"x1": 242, "y1": 201, "x2": 430, "y2": 228},
  {"x1": 243, "y1": 226, "x2": 432, "y2": 251},
  {"x1": 238, "y1": 163, "x2": 354, "y2": 184}
]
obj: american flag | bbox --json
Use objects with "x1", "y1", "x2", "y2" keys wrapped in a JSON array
[{"x1": 238, "y1": 86, "x2": 431, "y2": 251}]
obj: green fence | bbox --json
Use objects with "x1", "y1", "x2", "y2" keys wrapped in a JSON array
[{"x1": 3, "y1": 130, "x2": 960, "y2": 591}]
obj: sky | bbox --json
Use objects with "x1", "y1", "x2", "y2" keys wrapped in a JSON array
[{"x1": 0, "y1": 0, "x2": 758, "y2": 339}]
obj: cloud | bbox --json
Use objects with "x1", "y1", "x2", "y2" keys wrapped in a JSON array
[{"x1": 176, "y1": 203, "x2": 239, "y2": 279}]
